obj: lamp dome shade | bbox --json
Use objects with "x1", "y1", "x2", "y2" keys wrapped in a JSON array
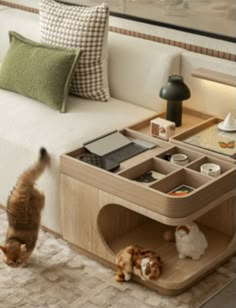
[{"x1": 159, "y1": 75, "x2": 191, "y2": 101}]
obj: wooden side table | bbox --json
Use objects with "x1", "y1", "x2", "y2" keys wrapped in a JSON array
[{"x1": 60, "y1": 109, "x2": 236, "y2": 295}]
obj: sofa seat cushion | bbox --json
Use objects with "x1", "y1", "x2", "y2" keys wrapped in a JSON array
[
  {"x1": 0, "y1": 89, "x2": 156, "y2": 233},
  {"x1": 0, "y1": 89, "x2": 156, "y2": 152}
]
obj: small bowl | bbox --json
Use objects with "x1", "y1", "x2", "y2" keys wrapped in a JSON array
[{"x1": 170, "y1": 153, "x2": 189, "y2": 166}]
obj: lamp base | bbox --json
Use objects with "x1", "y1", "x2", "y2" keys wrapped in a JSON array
[{"x1": 166, "y1": 100, "x2": 182, "y2": 127}]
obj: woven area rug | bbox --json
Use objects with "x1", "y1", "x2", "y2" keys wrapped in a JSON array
[{"x1": 0, "y1": 209, "x2": 235, "y2": 308}]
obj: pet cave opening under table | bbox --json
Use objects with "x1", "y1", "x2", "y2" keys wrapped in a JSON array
[{"x1": 60, "y1": 110, "x2": 236, "y2": 295}]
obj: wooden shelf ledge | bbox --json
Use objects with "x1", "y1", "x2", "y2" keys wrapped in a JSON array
[
  {"x1": 108, "y1": 220, "x2": 233, "y2": 294},
  {"x1": 192, "y1": 68, "x2": 236, "y2": 87}
]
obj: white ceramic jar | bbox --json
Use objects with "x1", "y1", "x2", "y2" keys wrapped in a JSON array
[{"x1": 200, "y1": 163, "x2": 221, "y2": 177}]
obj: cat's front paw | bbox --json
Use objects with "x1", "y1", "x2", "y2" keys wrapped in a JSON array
[
  {"x1": 116, "y1": 273, "x2": 125, "y2": 282},
  {"x1": 124, "y1": 272, "x2": 131, "y2": 281}
]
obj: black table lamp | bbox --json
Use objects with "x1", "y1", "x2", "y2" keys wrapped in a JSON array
[{"x1": 159, "y1": 75, "x2": 191, "y2": 127}]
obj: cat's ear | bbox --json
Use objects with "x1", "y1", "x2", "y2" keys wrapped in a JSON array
[
  {"x1": 140, "y1": 249, "x2": 150, "y2": 255},
  {"x1": 0, "y1": 245, "x2": 7, "y2": 254},
  {"x1": 177, "y1": 225, "x2": 190, "y2": 234},
  {"x1": 20, "y1": 244, "x2": 27, "y2": 253}
]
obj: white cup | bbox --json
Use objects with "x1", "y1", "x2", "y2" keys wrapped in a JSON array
[
  {"x1": 200, "y1": 163, "x2": 221, "y2": 177},
  {"x1": 170, "y1": 153, "x2": 189, "y2": 166}
]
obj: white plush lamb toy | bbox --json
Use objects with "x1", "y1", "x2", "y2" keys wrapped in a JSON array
[{"x1": 175, "y1": 222, "x2": 208, "y2": 260}]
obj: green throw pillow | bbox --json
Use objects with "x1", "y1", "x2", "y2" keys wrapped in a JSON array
[{"x1": 0, "y1": 31, "x2": 80, "y2": 112}]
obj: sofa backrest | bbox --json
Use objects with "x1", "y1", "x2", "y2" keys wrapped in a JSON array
[
  {"x1": 108, "y1": 32, "x2": 183, "y2": 112},
  {"x1": 0, "y1": 7, "x2": 182, "y2": 113},
  {"x1": 181, "y1": 51, "x2": 236, "y2": 117},
  {"x1": 0, "y1": 8, "x2": 40, "y2": 61},
  {"x1": 1, "y1": 7, "x2": 235, "y2": 118}
]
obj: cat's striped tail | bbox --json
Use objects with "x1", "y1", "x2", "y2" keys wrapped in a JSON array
[{"x1": 17, "y1": 147, "x2": 50, "y2": 186}]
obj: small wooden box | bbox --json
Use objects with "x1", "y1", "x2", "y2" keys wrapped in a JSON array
[{"x1": 150, "y1": 117, "x2": 176, "y2": 140}]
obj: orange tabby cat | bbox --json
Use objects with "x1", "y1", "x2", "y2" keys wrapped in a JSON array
[
  {"x1": 115, "y1": 245, "x2": 162, "y2": 282},
  {"x1": 0, "y1": 148, "x2": 49, "y2": 267}
]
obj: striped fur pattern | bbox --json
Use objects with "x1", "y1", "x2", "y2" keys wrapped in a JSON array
[
  {"x1": 115, "y1": 245, "x2": 162, "y2": 282},
  {"x1": 0, "y1": 148, "x2": 50, "y2": 267}
]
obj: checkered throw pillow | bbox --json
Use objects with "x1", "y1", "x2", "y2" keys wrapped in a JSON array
[{"x1": 39, "y1": 0, "x2": 110, "y2": 101}]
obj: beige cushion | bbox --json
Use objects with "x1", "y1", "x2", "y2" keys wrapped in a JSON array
[
  {"x1": 0, "y1": 31, "x2": 80, "y2": 112},
  {"x1": 39, "y1": 0, "x2": 110, "y2": 101}
]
